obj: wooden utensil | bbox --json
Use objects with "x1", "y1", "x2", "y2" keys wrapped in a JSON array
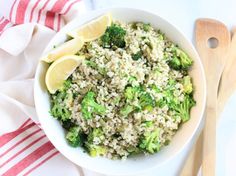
[
  {"x1": 218, "y1": 30, "x2": 236, "y2": 114},
  {"x1": 181, "y1": 19, "x2": 230, "y2": 176}
]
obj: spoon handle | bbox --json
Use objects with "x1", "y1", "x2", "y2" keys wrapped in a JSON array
[{"x1": 218, "y1": 30, "x2": 236, "y2": 115}]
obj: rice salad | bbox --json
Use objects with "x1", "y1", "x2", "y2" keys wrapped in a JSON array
[{"x1": 49, "y1": 20, "x2": 196, "y2": 159}]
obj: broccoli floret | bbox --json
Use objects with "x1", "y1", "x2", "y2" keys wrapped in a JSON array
[
  {"x1": 157, "y1": 33, "x2": 164, "y2": 40},
  {"x1": 85, "y1": 60, "x2": 107, "y2": 75},
  {"x1": 61, "y1": 119, "x2": 76, "y2": 130},
  {"x1": 168, "y1": 79, "x2": 176, "y2": 87},
  {"x1": 161, "y1": 79, "x2": 180, "y2": 106},
  {"x1": 182, "y1": 76, "x2": 193, "y2": 94},
  {"x1": 131, "y1": 51, "x2": 143, "y2": 61},
  {"x1": 127, "y1": 146, "x2": 142, "y2": 155},
  {"x1": 131, "y1": 22, "x2": 138, "y2": 30},
  {"x1": 101, "y1": 23, "x2": 126, "y2": 48},
  {"x1": 162, "y1": 88, "x2": 176, "y2": 104},
  {"x1": 168, "y1": 56, "x2": 182, "y2": 70},
  {"x1": 142, "y1": 23, "x2": 151, "y2": 32},
  {"x1": 87, "y1": 128, "x2": 105, "y2": 143},
  {"x1": 85, "y1": 60, "x2": 97, "y2": 69},
  {"x1": 168, "y1": 47, "x2": 193, "y2": 70},
  {"x1": 139, "y1": 128, "x2": 161, "y2": 153},
  {"x1": 150, "y1": 84, "x2": 161, "y2": 93},
  {"x1": 128, "y1": 76, "x2": 137, "y2": 86},
  {"x1": 50, "y1": 79, "x2": 72, "y2": 121},
  {"x1": 50, "y1": 103, "x2": 71, "y2": 121},
  {"x1": 176, "y1": 47, "x2": 193, "y2": 69},
  {"x1": 81, "y1": 91, "x2": 106, "y2": 119},
  {"x1": 66, "y1": 126, "x2": 84, "y2": 147},
  {"x1": 156, "y1": 99, "x2": 165, "y2": 108},
  {"x1": 128, "y1": 76, "x2": 137, "y2": 82},
  {"x1": 85, "y1": 143, "x2": 107, "y2": 157},
  {"x1": 120, "y1": 104, "x2": 134, "y2": 117},
  {"x1": 144, "y1": 121, "x2": 153, "y2": 127},
  {"x1": 123, "y1": 86, "x2": 155, "y2": 113},
  {"x1": 124, "y1": 86, "x2": 142, "y2": 100},
  {"x1": 63, "y1": 79, "x2": 72, "y2": 89},
  {"x1": 170, "y1": 95, "x2": 196, "y2": 122},
  {"x1": 139, "y1": 92, "x2": 155, "y2": 111},
  {"x1": 85, "y1": 128, "x2": 106, "y2": 156}
]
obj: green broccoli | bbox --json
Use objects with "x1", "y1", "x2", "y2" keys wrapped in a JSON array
[
  {"x1": 85, "y1": 143, "x2": 107, "y2": 157},
  {"x1": 85, "y1": 128, "x2": 107, "y2": 156},
  {"x1": 150, "y1": 84, "x2": 161, "y2": 93},
  {"x1": 66, "y1": 126, "x2": 84, "y2": 147},
  {"x1": 131, "y1": 51, "x2": 143, "y2": 61},
  {"x1": 60, "y1": 79, "x2": 72, "y2": 91},
  {"x1": 85, "y1": 60, "x2": 107, "y2": 75},
  {"x1": 168, "y1": 79, "x2": 177, "y2": 87},
  {"x1": 101, "y1": 23, "x2": 126, "y2": 48},
  {"x1": 87, "y1": 128, "x2": 105, "y2": 143},
  {"x1": 128, "y1": 76, "x2": 137, "y2": 85},
  {"x1": 169, "y1": 95, "x2": 196, "y2": 122},
  {"x1": 144, "y1": 121, "x2": 153, "y2": 127},
  {"x1": 123, "y1": 86, "x2": 155, "y2": 114},
  {"x1": 155, "y1": 96, "x2": 166, "y2": 108},
  {"x1": 85, "y1": 60, "x2": 97, "y2": 69},
  {"x1": 127, "y1": 146, "x2": 141, "y2": 155},
  {"x1": 124, "y1": 86, "x2": 142, "y2": 100},
  {"x1": 139, "y1": 92, "x2": 155, "y2": 111},
  {"x1": 50, "y1": 103, "x2": 71, "y2": 121},
  {"x1": 168, "y1": 47, "x2": 193, "y2": 70},
  {"x1": 162, "y1": 88, "x2": 176, "y2": 104},
  {"x1": 157, "y1": 33, "x2": 164, "y2": 40},
  {"x1": 120, "y1": 104, "x2": 134, "y2": 117},
  {"x1": 142, "y1": 23, "x2": 151, "y2": 32},
  {"x1": 176, "y1": 47, "x2": 193, "y2": 69},
  {"x1": 161, "y1": 79, "x2": 180, "y2": 106},
  {"x1": 61, "y1": 119, "x2": 76, "y2": 130},
  {"x1": 168, "y1": 56, "x2": 182, "y2": 70},
  {"x1": 182, "y1": 76, "x2": 193, "y2": 94},
  {"x1": 139, "y1": 128, "x2": 161, "y2": 153},
  {"x1": 81, "y1": 91, "x2": 106, "y2": 119},
  {"x1": 131, "y1": 22, "x2": 138, "y2": 30},
  {"x1": 50, "y1": 79, "x2": 72, "y2": 121}
]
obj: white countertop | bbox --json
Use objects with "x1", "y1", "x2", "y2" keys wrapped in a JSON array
[{"x1": 82, "y1": 0, "x2": 236, "y2": 175}]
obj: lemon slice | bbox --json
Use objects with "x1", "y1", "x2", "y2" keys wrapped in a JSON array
[
  {"x1": 45, "y1": 55, "x2": 85, "y2": 94},
  {"x1": 42, "y1": 37, "x2": 84, "y2": 63},
  {"x1": 67, "y1": 13, "x2": 112, "y2": 42}
]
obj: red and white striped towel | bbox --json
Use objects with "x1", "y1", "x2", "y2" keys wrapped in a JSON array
[
  {"x1": 0, "y1": 118, "x2": 59, "y2": 176},
  {"x1": 0, "y1": 1, "x2": 95, "y2": 176},
  {"x1": 0, "y1": 0, "x2": 86, "y2": 34}
]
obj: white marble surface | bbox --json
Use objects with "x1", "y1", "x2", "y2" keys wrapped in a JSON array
[{"x1": 82, "y1": 0, "x2": 236, "y2": 175}]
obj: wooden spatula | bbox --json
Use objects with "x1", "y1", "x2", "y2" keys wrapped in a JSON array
[
  {"x1": 181, "y1": 19, "x2": 230, "y2": 176},
  {"x1": 218, "y1": 30, "x2": 236, "y2": 115}
]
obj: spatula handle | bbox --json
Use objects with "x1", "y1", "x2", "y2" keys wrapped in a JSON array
[
  {"x1": 196, "y1": 19, "x2": 230, "y2": 176},
  {"x1": 180, "y1": 18, "x2": 230, "y2": 176}
]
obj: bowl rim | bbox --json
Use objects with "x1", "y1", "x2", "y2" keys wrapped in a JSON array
[{"x1": 34, "y1": 7, "x2": 207, "y2": 175}]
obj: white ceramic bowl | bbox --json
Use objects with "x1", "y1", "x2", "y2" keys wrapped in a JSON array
[{"x1": 34, "y1": 8, "x2": 206, "y2": 175}]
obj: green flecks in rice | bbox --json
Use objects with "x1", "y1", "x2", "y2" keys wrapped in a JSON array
[{"x1": 50, "y1": 20, "x2": 195, "y2": 159}]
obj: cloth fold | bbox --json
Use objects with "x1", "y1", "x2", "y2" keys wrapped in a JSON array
[{"x1": 0, "y1": 0, "x2": 96, "y2": 175}]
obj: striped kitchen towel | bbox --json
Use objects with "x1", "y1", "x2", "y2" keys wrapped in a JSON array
[
  {"x1": 0, "y1": 118, "x2": 59, "y2": 176},
  {"x1": 0, "y1": 0, "x2": 86, "y2": 34},
  {"x1": 0, "y1": 0, "x2": 91, "y2": 176}
]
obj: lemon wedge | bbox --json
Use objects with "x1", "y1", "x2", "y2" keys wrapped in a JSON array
[
  {"x1": 67, "y1": 13, "x2": 112, "y2": 42},
  {"x1": 42, "y1": 37, "x2": 84, "y2": 63},
  {"x1": 45, "y1": 55, "x2": 84, "y2": 94}
]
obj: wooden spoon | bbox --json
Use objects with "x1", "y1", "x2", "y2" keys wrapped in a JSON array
[
  {"x1": 218, "y1": 29, "x2": 236, "y2": 115},
  {"x1": 180, "y1": 19, "x2": 230, "y2": 176}
]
